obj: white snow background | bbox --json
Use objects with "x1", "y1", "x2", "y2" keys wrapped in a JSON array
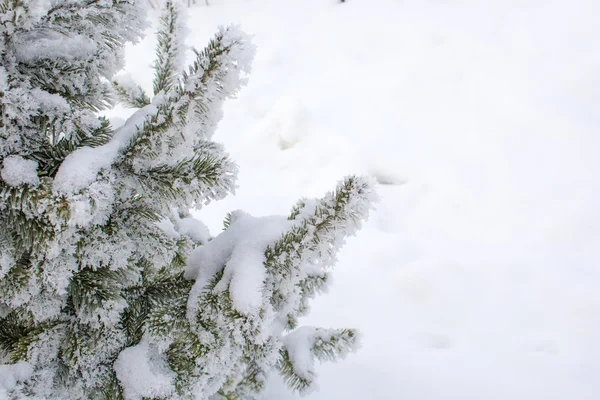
[{"x1": 106, "y1": 0, "x2": 600, "y2": 398}]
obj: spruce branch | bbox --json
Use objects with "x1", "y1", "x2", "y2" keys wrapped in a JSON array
[
  {"x1": 153, "y1": 0, "x2": 185, "y2": 96},
  {"x1": 127, "y1": 269, "x2": 193, "y2": 340},
  {"x1": 59, "y1": 321, "x2": 125, "y2": 390},
  {"x1": 311, "y1": 328, "x2": 359, "y2": 363},
  {"x1": 112, "y1": 78, "x2": 151, "y2": 109},
  {"x1": 119, "y1": 103, "x2": 174, "y2": 162},
  {"x1": 122, "y1": 141, "x2": 236, "y2": 205},
  {"x1": 69, "y1": 267, "x2": 131, "y2": 322},
  {"x1": 0, "y1": 180, "x2": 69, "y2": 253},
  {"x1": 30, "y1": 117, "x2": 114, "y2": 178},
  {"x1": 222, "y1": 211, "x2": 234, "y2": 230},
  {"x1": 0, "y1": 263, "x2": 33, "y2": 306},
  {"x1": 277, "y1": 328, "x2": 359, "y2": 394},
  {"x1": 174, "y1": 25, "x2": 253, "y2": 135},
  {"x1": 0, "y1": 312, "x2": 61, "y2": 363},
  {"x1": 0, "y1": 312, "x2": 36, "y2": 357},
  {"x1": 296, "y1": 272, "x2": 329, "y2": 317},
  {"x1": 277, "y1": 349, "x2": 313, "y2": 393},
  {"x1": 264, "y1": 176, "x2": 375, "y2": 313}
]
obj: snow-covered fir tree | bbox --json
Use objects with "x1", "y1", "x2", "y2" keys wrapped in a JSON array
[{"x1": 0, "y1": 1, "x2": 376, "y2": 399}]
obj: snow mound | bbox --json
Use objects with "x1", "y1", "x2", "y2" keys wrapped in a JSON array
[
  {"x1": 369, "y1": 168, "x2": 406, "y2": 186},
  {"x1": 264, "y1": 96, "x2": 310, "y2": 150}
]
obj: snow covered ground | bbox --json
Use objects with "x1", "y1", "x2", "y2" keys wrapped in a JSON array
[{"x1": 111, "y1": 0, "x2": 600, "y2": 398}]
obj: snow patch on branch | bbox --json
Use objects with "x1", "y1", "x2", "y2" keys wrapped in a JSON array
[
  {"x1": 185, "y1": 211, "x2": 294, "y2": 318},
  {"x1": 1, "y1": 155, "x2": 39, "y2": 187},
  {"x1": 0, "y1": 362, "x2": 33, "y2": 396},
  {"x1": 281, "y1": 327, "x2": 360, "y2": 392},
  {"x1": 113, "y1": 73, "x2": 148, "y2": 105},
  {"x1": 114, "y1": 337, "x2": 176, "y2": 400},
  {"x1": 282, "y1": 326, "x2": 317, "y2": 381},
  {"x1": 53, "y1": 104, "x2": 158, "y2": 194},
  {"x1": 175, "y1": 215, "x2": 210, "y2": 244},
  {"x1": 14, "y1": 32, "x2": 98, "y2": 64}
]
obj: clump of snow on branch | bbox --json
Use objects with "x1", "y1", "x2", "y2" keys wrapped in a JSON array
[
  {"x1": 282, "y1": 327, "x2": 318, "y2": 382},
  {"x1": 0, "y1": 362, "x2": 33, "y2": 397},
  {"x1": 186, "y1": 211, "x2": 294, "y2": 317},
  {"x1": 14, "y1": 31, "x2": 98, "y2": 65},
  {"x1": 0, "y1": 155, "x2": 39, "y2": 187},
  {"x1": 175, "y1": 215, "x2": 210, "y2": 244},
  {"x1": 52, "y1": 104, "x2": 158, "y2": 195},
  {"x1": 113, "y1": 74, "x2": 149, "y2": 107},
  {"x1": 156, "y1": 213, "x2": 210, "y2": 243},
  {"x1": 114, "y1": 337, "x2": 176, "y2": 400}
]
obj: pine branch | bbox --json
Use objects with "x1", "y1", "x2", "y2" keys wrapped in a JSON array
[
  {"x1": 110, "y1": 195, "x2": 162, "y2": 225},
  {"x1": 311, "y1": 328, "x2": 358, "y2": 363},
  {"x1": 299, "y1": 272, "x2": 329, "y2": 298},
  {"x1": 79, "y1": 117, "x2": 115, "y2": 147},
  {"x1": 264, "y1": 176, "x2": 375, "y2": 313},
  {"x1": 15, "y1": 1, "x2": 146, "y2": 114},
  {"x1": 0, "y1": 181, "x2": 69, "y2": 254},
  {"x1": 0, "y1": 264, "x2": 33, "y2": 305},
  {"x1": 113, "y1": 77, "x2": 151, "y2": 109},
  {"x1": 119, "y1": 103, "x2": 174, "y2": 162},
  {"x1": 30, "y1": 117, "x2": 114, "y2": 178},
  {"x1": 174, "y1": 25, "x2": 253, "y2": 136},
  {"x1": 126, "y1": 269, "x2": 193, "y2": 340},
  {"x1": 94, "y1": 369, "x2": 125, "y2": 400},
  {"x1": 222, "y1": 211, "x2": 233, "y2": 230},
  {"x1": 69, "y1": 267, "x2": 131, "y2": 321},
  {"x1": 59, "y1": 321, "x2": 125, "y2": 388},
  {"x1": 277, "y1": 328, "x2": 358, "y2": 394},
  {"x1": 296, "y1": 272, "x2": 329, "y2": 317},
  {"x1": 167, "y1": 330, "x2": 207, "y2": 384},
  {"x1": 0, "y1": 312, "x2": 61, "y2": 363},
  {"x1": 126, "y1": 161, "x2": 188, "y2": 201},
  {"x1": 0, "y1": 312, "x2": 36, "y2": 356},
  {"x1": 225, "y1": 354, "x2": 269, "y2": 397},
  {"x1": 169, "y1": 238, "x2": 191, "y2": 272},
  {"x1": 277, "y1": 349, "x2": 313, "y2": 394},
  {"x1": 122, "y1": 145, "x2": 235, "y2": 203},
  {"x1": 121, "y1": 287, "x2": 149, "y2": 346},
  {"x1": 153, "y1": 0, "x2": 184, "y2": 95}
]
